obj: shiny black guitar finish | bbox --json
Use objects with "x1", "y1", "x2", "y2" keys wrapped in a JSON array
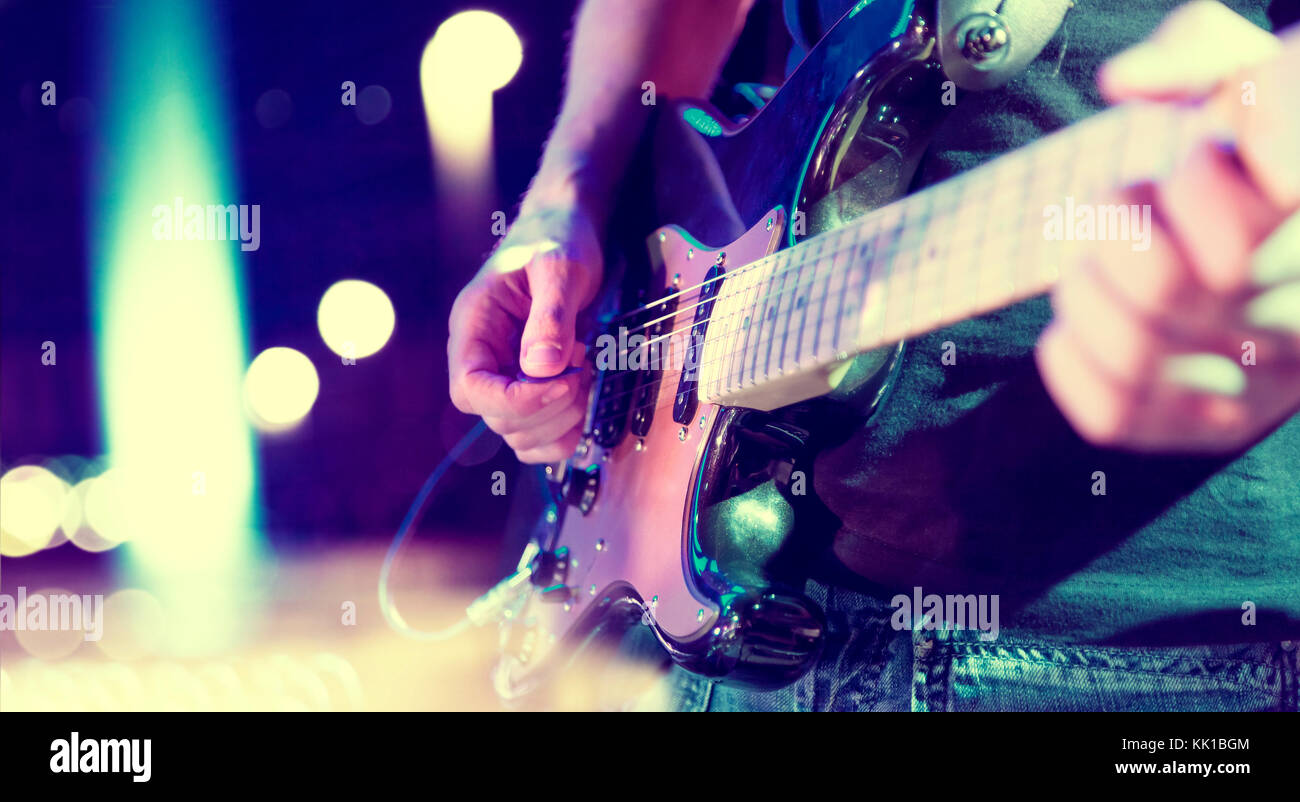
[{"x1": 497, "y1": 0, "x2": 955, "y2": 696}]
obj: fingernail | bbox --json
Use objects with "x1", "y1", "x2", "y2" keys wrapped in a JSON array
[
  {"x1": 525, "y1": 342, "x2": 564, "y2": 369},
  {"x1": 541, "y1": 383, "x2": 569, "y2": 404},
  {"x1": 1245, "y1": 281, "x2": 1300, "y2": 334},
  {"x1": 1251, "y1": 211, "x2": 1300, "y2": 286},
  {"x1": 1161, "y1": 353, "x2": 1246, "y2": 396}
]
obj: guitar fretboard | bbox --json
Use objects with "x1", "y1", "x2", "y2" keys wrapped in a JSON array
[{"x1": 697, "y1": 100, "x2": 1224, "y2": 408}]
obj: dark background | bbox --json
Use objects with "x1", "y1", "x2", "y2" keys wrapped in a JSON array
[{"x1": 0, "y1": 0, "x2": 789, "y2": 570}]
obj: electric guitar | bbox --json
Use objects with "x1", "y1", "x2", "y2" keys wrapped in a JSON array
[{"x1": 488, "y1": 0, "x2": 1293, "y2": 699}]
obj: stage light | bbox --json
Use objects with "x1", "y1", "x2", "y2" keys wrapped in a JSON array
[
  {"x1": 243, "y1": 347, "x2": 320, "y2": 430},
  {"x1": 13, "y1": 587, "x2": 86, "y2": 662},
  {"x1": 355, "y1": 85, "x2": 393, "y2": 125},
  {"x1": 59, "y1": 477, "x2": 88, "y2": 543},
  {"x1": 0, "y1": 669, "x2": 11, "y2": 712},
  {"x1": 317, "y1": 279, "x2": 396, "y2": 360},
  {"x1": 94, "y1": 0, "x2": 260, "y2": 656},
  {"x1": 420, "y1": 10, "x2": 522, "y2": 205},
  {"x1": 78, "y1": 471, "x2": 130, "y2": 550},
  {"x1": 96, "y1": 589, "x2": 167, "y2": 662},
  {"x1": 0, "y1": 466, "x2": 68, "y2": 557},
  {"x1": 428, "y1": 10, "x2": 522, "y2": 92},
  {"x1": 254, "y1": 88, "x2": 293, "y2": 129}
]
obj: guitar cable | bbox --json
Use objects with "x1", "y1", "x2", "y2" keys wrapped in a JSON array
[{"x1": 378, "y1": 419, "x2": 536, "y2": 642}]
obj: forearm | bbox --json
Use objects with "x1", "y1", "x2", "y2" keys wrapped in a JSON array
[{"x1": 524, "y1": 0, "x2": 755, "y2": 225}]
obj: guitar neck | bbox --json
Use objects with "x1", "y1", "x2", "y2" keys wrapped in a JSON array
[{"x1": 697, "y1": 100, "x2": 1225, "y2": 410}]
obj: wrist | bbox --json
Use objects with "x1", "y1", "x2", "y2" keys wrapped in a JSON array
[{"x1": 523, "y1": 98, "x2": 652, "y2": 229}]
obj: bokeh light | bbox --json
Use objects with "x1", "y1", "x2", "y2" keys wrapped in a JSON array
[
  {"x1": 355, "y1": 85, "x2": 392, "y2": 125},
  {"x1": 317, "y1": 279, "x2": 396, "y2": 359},
  {"x1": 420, "y1": 10, "x2": 522, "y2": 201},
  {"x1": 243, "y1": 347, "x2": 320, "y2": 430},
  {"x1": 78, "y1": 470, "x2": 131, "y2": 549},
  {"x1": 0, "y1": 465, "x2": 69, "y2": 556},
  {"x1": 13, "y1": 587, "x2": 88, "y2": 661},
  {"x1": 427, "y1": 10, "x2": 522, "y2": 92},
  {"x1": 96, "y1": 589, "x2": 167, "y2": 661},
  {"x1": 254, "y1": 88, "x2": 293, "y2": 128}
]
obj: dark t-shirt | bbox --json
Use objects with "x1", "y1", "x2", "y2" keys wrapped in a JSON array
[{"x1": 783, "y1": 0, "x2": 1300, "y2": 644}]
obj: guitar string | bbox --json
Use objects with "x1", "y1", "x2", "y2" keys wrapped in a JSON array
[
  {"x1": 593, "y1": 197, "x2": 1060, "y2": 418},
  {"x1": 601, "y1": 102, "x2": 1150, "y2": 381},
  {"x1": 594, "y1": 98, "x2": 1155, "y2": 329},
  {"x1": 600, "y1": 104, "x2": 1104, "y2": 352},
  {"x1": 590, "y1": 188, "x2": 1055, "y2": 415},
  {"x1": 575, "y1": 104, "x2": 1182, "y2": 420},
  {"x1": 605, "y1": 140, "x2": 1044, "y2": 344}
]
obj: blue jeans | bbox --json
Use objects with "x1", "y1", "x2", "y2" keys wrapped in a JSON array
[{"x1": 647, "y1": 581, "x2": 1300, "y2": 712}]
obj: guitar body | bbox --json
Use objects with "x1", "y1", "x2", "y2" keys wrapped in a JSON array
[{"x1": 496, "y1": 0, "x2": 956, "y2": 698}]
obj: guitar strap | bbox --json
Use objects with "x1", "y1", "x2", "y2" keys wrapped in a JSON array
[{"x1": 936, "y1": 0, "x2": 1077, "y2": 90}]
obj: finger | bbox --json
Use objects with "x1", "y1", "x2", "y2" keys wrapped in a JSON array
[
  {"x1": 1098, "y1": 0, "x2": 1279, "y2": 103},
  {"x1": 447, "y1": 285, "x2": 522, "y2": 413},
  {"x1": 514, "y1": 423, "x2": 584, "y2": 465},
  {"x1": 1052, "y1": 255, "x2": 1168, "y2": 387},
  {"x1": 1244, "y1": 280, "x2": 1300, "y2": 348},
  {"x1": 1227, "y1": 27, "x2": 1300, "y2": 208},
  {"x1": 1156, "y1": 142, "x2": 1281, "y2": 294},
  {"x1": 1037, "y1": 322, "x2": 1141, "y2": 446},
  {"x1": 502, "y1": 402, "x2": 586, "y2": 453},
  {"x1": 519, "y1": 250, "x2": 585, "y2": 378},
  {"x1": 449, "y1": 335, "x2": 509, "y2": 413},
  {"x1": 1037, "y1": 323, "x2": 1248, "y2": 451},
  {"x1": 481, "y1": 368, "x2": 590, "y2": 436},
  {"x1": 1078, "y1": 189, "x2": 1194, "y2": 318},
  {"x1": 1250, "y1": 209, "x2": 1300, "y2": 287},
  {"x1": 458, "y1": 369, "x2": 579, "y2": 420},
  {"x1": 482, "y1": 397, "x2": 573, "y2": 438}
]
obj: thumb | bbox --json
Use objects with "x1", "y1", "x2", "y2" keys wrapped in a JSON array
[
  {"x1": 1098, "y1": 1, "x2": 1279, "y2": 103},
  {"x1": 519, "y1": 251, "x2": 581, "y2": 378}
]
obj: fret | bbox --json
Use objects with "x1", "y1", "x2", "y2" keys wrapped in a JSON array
[
  {"x1": 709, "y1": 263, "x2": 744, "y2": 401},
  {"x1": 750, "y1": 248, "x2": 779, "y2": 388},
  {"x1": 1020, "y1": 136, "x2": 1071, "y2": 299},
  {"x1": 784, "y1": 247, "x2": 808, "y2": 376},
  {"x1": 720, "y1": 259, "x2": 746, "y2": 393},
  {"x1": 858, "y1": 203, "x2": 903, "y2": 351},
  {"x1": 768, "y1": 248, "x2": 792, "y2": 377},
  {"x1": 810, "y1": 227, "x2": 841, "y2": 361},
  {"x1": 882, "y1": 192, "x2": 928, "y2": 343},
  {"x1": 824, "y1": 225, "x2": 856, "y2": 358},
  {"x1": 734, "y1": 259, "x2": 767, "y2": 391},
  {"x1": 832, "y1": 223, "x2": 863, "y2": 350},
  {"x1": 764, "y1": 248, "x2": 792, "y2": 379},
  {"x1": 966, "y1": 164, "x2": 1007, "y2": 320},
  {"x1": 786, "y1": 245, "x2": 811, "y2": 370},
  {"x1": 944, "y1": 170, "x2": 986, "y2": 328},
  {"x1": 733, "y1": 255, "x2": 768, "y2": 391},
  {"x1": 801, "y1": 230, "x2": 834, "y2": 368},
  {"x1": 913, "y1": 181, "x2": 958, "y2": 330},
  {"x1": 702, "y1": 102, "x2": 1212, "y2": 412}
]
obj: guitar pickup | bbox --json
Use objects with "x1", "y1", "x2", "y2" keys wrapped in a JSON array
[{"x1": 672, "y1": 263, "x2": 725, "y2": 425}]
